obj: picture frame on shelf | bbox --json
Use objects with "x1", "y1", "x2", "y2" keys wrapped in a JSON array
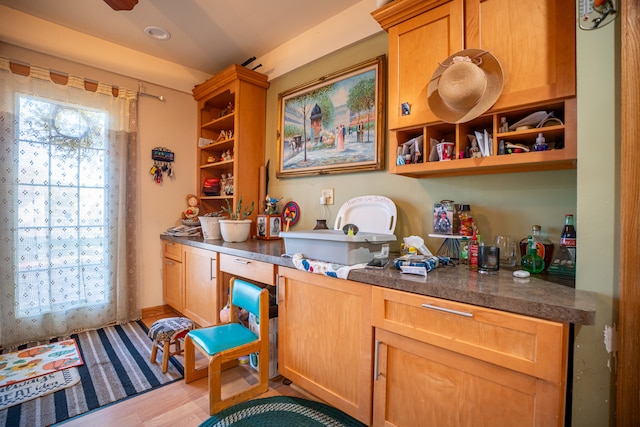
[
  {"x1": 256, "y1": 214, "x2": 281, "y2": 240},
  {"x1": 276, "y1": 55, "x2": 386, "y2": 177}
]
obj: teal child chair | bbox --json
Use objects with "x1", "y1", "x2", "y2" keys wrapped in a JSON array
[{"x1": 184, "y1": 277, "x2": 270, "y2": 415}]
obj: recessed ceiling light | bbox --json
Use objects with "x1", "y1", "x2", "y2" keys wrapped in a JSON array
[{"x1": 144, "y1": 26, "x2": 171, "y2": 41}]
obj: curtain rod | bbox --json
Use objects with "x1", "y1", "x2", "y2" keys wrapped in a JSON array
[{"x1": 138, "y1": 82, "x2": 165, "y2": 102}]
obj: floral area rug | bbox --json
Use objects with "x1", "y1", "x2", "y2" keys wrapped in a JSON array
[
  {"x1": 0, "y1": 339, "x2": 83, "y2": 411},
  {"x1": 0, "y1": 368, "x2": 80, "y2": 411},
  {"x1": 0, "y1": 339, "x2": 82, "y2": 388}
]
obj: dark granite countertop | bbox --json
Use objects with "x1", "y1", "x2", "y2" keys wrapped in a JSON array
[{"x1": 161, "y1": 234, "x2": 596, "y2": 325}]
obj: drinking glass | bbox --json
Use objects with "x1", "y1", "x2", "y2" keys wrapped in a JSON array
[{"x1": 494, "y1": 235, "x2": 517, "y2": 267}]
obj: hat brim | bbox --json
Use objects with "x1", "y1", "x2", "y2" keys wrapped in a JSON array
[{"x1": 427, "y1": 49, "x2": 504, "y2": 124}]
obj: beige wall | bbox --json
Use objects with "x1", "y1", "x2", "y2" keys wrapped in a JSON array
[{"x1": 0, "y1": 6, "x2": 619, "y2": 425}]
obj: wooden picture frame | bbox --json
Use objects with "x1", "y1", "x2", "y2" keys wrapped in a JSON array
[
  {"x1": 276, "y1": 55, "x2": 386, "y2": 178},
  {"x1": 256, "y1": 214, "x2": 281, "y2": 240}
]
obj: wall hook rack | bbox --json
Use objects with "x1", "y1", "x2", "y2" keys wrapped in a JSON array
[{"x1": 150, "y1": 147, "x2": 175, "y2": 183}]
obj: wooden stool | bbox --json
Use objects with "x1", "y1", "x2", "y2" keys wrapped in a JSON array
[{"x1": 148, "y1": 317, "x2": 194, "y2": 373}]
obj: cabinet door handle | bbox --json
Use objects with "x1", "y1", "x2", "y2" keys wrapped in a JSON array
[
  {"x1": 374, "y1": 339, "x2": 381, "y2": 381},
  {"x1": 232, "y1": 258, "x2": 250, "y2": 265},
  {"x1": 421, "y1": 303, "x2": 473, "y2": 318},
  {"x1": 210, "y1": 258, "x2": 216, "y2": 281},
  {"x1": 165, "y1": 260, "x2": 175, "y2": 266}
]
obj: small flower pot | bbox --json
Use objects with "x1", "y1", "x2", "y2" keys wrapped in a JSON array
[
  {"x1": 219, "y1": 219, "x2": 252, "y2": 242},
  {"x1": 199, "y1": 216, "x2": 221, "y2": 240}
]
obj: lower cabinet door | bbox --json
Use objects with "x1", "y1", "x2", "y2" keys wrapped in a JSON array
[
  {"x1": 277, "y1": 267, "x2": 373, "y2": 425},
  {"x1": 162, "y1": 256, "x2": 183, "y2": 312},
  {"x1": 183, "y1": 246, "x2": 219, "y2": 326},
  {"x1": 373, "y1": 328, "x2": 565, "y2": 427}
]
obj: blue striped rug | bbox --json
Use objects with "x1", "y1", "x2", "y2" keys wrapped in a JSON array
[{"x1": 0, "y1": 320, "x2": 183, "y2": 427}]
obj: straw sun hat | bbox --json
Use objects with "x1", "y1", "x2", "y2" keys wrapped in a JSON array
[{"x1": 427, "y1": 49, "x2": 504, "y2": 124}]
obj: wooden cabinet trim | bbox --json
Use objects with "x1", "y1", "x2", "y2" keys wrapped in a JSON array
[{"x1": 371, "y1": 0, "x2": 452, "y2": 31}]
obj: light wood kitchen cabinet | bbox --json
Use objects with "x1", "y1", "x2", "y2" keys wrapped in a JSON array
[
  {"x1": 219, "y1": 253, "x2": 276, "y2": 286},
  {"x1": 277, "y1": 267, "x2": 373, "y2": 425},
  {"x1": 182, "y1": 245, "x2": 220, "y2": 327},
  {"x1": 162, "y1": 241, "x2": 183, "y2": 312},
  {"x1": 465, "y1": 0, "x2": 576, "y2": 111},
  {"x1": 218, "y1": 253, "x2": 277, "y2": 306},
  {"x1": 378, "y1": 0, "x2": 464, "y2": 130},
  {"x1": 192, "y1": 65, "x2": 269, "y2": 235},
  {"x1": 372, "y1": 0, "x2": 577, "y2": 178},
  {"x1": 371, "y1": 287, "x2": 569, "y2": 426}
]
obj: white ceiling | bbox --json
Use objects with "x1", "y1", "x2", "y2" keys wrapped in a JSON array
[{"x1": 0, "y1": 0, "x2": 363, "y2": 76}]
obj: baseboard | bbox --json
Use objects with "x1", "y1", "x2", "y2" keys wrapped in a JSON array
[{"x1": 141, "y1": 304, "x2": 181, "y2": 319}]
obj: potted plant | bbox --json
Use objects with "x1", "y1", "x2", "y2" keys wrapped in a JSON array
[
  {"x1": 198, "y1": 211, "x2": 223, "y2": 240},
  {"x1": 219, "y1": 197, "x2": 255, "y2": 242}
]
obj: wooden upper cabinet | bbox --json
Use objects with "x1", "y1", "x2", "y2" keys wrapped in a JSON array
[
  {"x1": 465, "y1": 0, "x2": 576, "y2": 110},
  {"x1": 384, "y1": 0, "x2": 464, "y2": 129},
  {"x1": 373, "y1": 0, "x2": 576, "y2": 129}
]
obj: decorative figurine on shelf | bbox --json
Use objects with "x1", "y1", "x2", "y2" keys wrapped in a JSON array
[
  {"x1": 264, "y1": 195, "x2": 282, "y2": 214},
  {"x1": 221, "y1": 149, "x2": 233, "y2": 161},
  {"x1": 469, "y1": 136, "x2": 482, "y2": 158},
  {"x1": 220, "y1": 101, "x2": 234, "y2": 117},
  {"x1": 223, "y1": 173, "x2": 234, "y2": 195},
  {"x1": 181, "y1": 194, "x2": 200, "y2": 219}
]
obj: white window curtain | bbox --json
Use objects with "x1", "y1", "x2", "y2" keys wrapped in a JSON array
[{"x1": 0, "y1": 58, "x2": 140, "y2": 348}]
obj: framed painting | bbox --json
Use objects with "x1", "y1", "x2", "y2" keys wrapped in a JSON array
[{"x1": 276, "y1": 55, "x2": 386, "y2": 178}]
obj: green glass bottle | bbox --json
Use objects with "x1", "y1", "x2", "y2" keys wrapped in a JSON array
[{"x1": 521, "y1": 235, "x2": 544, "y2": 274}]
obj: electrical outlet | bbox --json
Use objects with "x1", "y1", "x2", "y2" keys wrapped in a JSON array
[{"x1": 321, "y1": 188, "x2": 334, "y2": 205}]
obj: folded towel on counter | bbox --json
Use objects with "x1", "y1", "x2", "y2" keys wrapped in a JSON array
[
  {"x1": 291, "y1": 253, "x2": 366, "y2": 279},
  {"x1": 392, "y1": 254, "x2": 451, "y2": 272}
]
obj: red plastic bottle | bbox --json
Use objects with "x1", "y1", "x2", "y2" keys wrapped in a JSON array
[{"x1": 469, "y1": 232, "x2": 479, "y2": 271}]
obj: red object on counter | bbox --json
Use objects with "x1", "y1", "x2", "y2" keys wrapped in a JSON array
[{"x1": 469, "y1": 232, "x2": 479, "y2": 271}]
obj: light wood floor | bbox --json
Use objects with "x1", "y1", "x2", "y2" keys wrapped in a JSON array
[{"x1": 62, "y1": 310, "x2": 314, "y2": 427}]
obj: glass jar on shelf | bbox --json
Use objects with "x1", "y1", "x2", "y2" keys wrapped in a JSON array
[{"x1": 457, "y1": 204, "x2": 474, "y2": 236}]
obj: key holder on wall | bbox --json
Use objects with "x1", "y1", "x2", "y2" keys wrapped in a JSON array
[
  {"x1": 579, "y1": 0, "x2": 617, "y2": 30},
  {"x1": 150, "y1": 147, "x2": 175, "y2": 183}
]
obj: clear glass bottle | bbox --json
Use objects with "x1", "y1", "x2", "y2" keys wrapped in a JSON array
[{"x1": 521, "y1": 235, "x2": 545, "y2": 274}]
